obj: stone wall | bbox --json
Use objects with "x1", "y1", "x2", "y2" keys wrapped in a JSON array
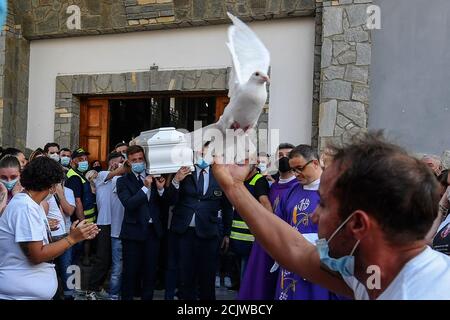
[
  {"x1": 174, "y1": 0, "x2": 315, "y2": 25},
  {"x1": 310, "y1": 1, "x2": 322, "y2": 149},
  {"x1": 11, "y1": 1, "x2": 315, "y2": 150},
  {"x1": 318, "y1": 0, "x2": 371, "y2": 149},
  {"x1": 0, "y1": 0, "x2": 30, "y2": 150},
  {"x1": 54, "y1": 68, "x2": 229, "y2": 149},
  {"x1": 17, "y1": 0, "x2": 128, "y2": 39},
  {"x1": 8, "y1": 0, "x2": 374, "y2": 153},
  {"x1": 125, "y1": 0, "x2": 175, "y2": 26},
  {"x1": 17, "y1": 0, "x2": 315, "y2": 39}
]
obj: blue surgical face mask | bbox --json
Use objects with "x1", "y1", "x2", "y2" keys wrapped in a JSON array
[
  {"x1": 131, "y1": 162, "x2": 146, "y2": 174},
  {"x1": 77, "y1": 161, "x2": 89, "y2": 173},
  {"x1": 196, "y1": 157, "x2": 209, "y2": 170},
  {"x1": 315, "y1": 213, "x2": 360, "y2": 277},
  {"x1": 60, "y1": 156, "x2": 71, "y2": 167},
  {"x1": 0, "y1": 178, "x2": 18, "y2": 191},
  {"x1": 257, "y1": 163, "x2": 267, "y2": 173}
]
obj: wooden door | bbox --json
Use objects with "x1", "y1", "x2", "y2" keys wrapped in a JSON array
[
  {"x1": 215, "y1": 96, "x2": 229, "y2": 121},
  {"x1": 80, "y1": 98, "x2": 109, "y2": 167}
]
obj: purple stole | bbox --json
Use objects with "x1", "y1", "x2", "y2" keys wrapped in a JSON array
[
  {"x1": 274, "y1": 183, "x2": 338, "y2": 300},
  {"x1": 238, "y1": 178, "x2": 298, "y2": 300}
]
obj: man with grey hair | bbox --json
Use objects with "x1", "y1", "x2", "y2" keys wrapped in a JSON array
[{"x1": 421, "y1": 154, "x2": 443, "y2": 176}]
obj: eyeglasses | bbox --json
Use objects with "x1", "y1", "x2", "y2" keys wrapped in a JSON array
[{"x1": 292, "y1": 160, "x2": 314, "y2": 174}]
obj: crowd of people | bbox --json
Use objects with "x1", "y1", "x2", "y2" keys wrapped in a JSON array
[{"x1": 0, "y1": 133, "x2": 449, "y2": 300}]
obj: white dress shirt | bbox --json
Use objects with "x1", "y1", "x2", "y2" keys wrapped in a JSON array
[
  {"x1": 171, "y1": 166, "x2": 209, "y2": 228},
  {"x1": 135, "y1": 172, "x2": 164, "y2": 224},
  {"x1": 190, "y1": 166, "x2": 209, "y2": 227}
]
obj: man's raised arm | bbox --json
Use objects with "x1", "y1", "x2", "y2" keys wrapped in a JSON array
[{"x1": 212, "y1": 161, "x2": 353, "y2": 298}]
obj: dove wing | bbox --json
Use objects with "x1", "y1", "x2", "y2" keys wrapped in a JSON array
[{"x1": 226, "y1": 12, "x2": 270, "y2": 91}]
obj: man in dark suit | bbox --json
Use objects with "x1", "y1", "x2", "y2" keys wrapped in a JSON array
[
  {"x1": 166, "y1": 142, "x2": 233, "y2": 300},
  {"x1": 116, "y1": 145, "x2": 174, "y2": 300}
]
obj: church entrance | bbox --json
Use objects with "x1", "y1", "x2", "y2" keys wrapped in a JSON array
[{"x1": 80, "y1": 94, "x2": 229, "y2": 165}]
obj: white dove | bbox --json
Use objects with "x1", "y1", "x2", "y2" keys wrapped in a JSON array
[{"x1": 187, "y1": 12, "x2": 271, "y2": 152}]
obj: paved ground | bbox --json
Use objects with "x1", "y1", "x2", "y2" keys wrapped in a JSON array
[
  {"x1": 74, "y1": 288, "x2": 237, "y2": 300},
  {"x1": 73, "y1": 263, "x2": 238, "y2": 300}
]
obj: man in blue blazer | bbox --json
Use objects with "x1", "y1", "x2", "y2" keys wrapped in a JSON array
[
  {"x1": 166, "y1": 142, "x2": 233, "y2": 300},
  {"x1": 116, "y1": 145, "x2": 174, "y2": 300}
]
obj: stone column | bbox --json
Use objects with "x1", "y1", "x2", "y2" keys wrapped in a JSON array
[
  {"x1": 0, "y1": 0, "x2": 30, "y2": 149},
  {"x1": 318, "y1": 0, "x2": 372, "y2": 149},
  {"x1": 311, "y1": 1, "x2": 323, "y2": 149}
]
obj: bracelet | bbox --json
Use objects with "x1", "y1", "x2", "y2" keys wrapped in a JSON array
[{"x1": 64, "y1": 237, "x2": 74, "y2": 247}]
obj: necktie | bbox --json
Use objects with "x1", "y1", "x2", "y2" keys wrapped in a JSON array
[
  {"x1": 137, "y1": 174, "x2": 144, "y2": 187},
  {"x1": 198, "y1": 169, "x2": 205, "y2": 196}
]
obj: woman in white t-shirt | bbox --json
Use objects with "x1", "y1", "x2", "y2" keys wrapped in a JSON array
[
  {"x1": 42, "y1": 182, "x2": 76, "y2": 299},
  {"x1": 42, "y1": 184, "x2": 76, "y2": 238},
  {"x1": 0, "y1": 157, "x2": 99, "y2": 300}
]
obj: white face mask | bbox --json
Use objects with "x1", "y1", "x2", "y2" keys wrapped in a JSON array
[{"x1": 49, "y1": 153, "x2": 60, "y2": 162}]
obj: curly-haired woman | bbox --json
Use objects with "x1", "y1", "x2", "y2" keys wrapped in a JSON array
[{"x1": 0, "y1": 157, "x2": 100, "y2": 300}]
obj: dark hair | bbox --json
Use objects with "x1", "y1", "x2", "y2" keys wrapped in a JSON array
[
  {"x1": 0, "y1": 155, "x2": 21, "y2": 170},
  {"x1": 91, "y1": 160, "x2": 101, "y2": 166},
  {"x1": 328, "y1": 131, "x2": 440, "y2": 243},
  {"x1": 115, "y1": 142, "x2": 128, "y2": 150},
  {"x1": 438, "y1": 170, "x2": 449, "y2": 188},
  {"x1": 289, "y1": 144, "x2": 318, "y2": 161},
  {"x1": 108, "y1": 151, "x2": 123, "y2": 162},
  {"x1": 20, "y1": 157, "x2": 64, "y2": 192},
  {"x1": 0, "y1": 147, "x2": 23, "y2": 159},
  {"x1": 127, "y1": 145, "x2": 145, "y2": 158},
  {"x1": 43, "y1": 142, "x2": 60, "y2": 154},
  {"x1": 29, "y1": 148, "x2": 45, "y2": 162},
  {"x1": 60, "y1": 148, "x2": 71, "y2": 153},
  {"x1": 278, "y1": 143, "x2": 295, "y2": 151}
]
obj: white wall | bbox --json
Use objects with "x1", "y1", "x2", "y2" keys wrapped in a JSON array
[{"x1": 27, "y1": 18, "x2": 315, "y2": 150}]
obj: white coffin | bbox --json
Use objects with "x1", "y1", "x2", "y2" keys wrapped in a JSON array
[{"x1": 134, "y1": 127, "x2": 194, "y2": 175}]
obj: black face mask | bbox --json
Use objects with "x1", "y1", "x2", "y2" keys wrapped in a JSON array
[
  {"x1": 278, "y1": 157, "x2": 291, "y2": 173},
  {"x1": 93, "y1": 166, "x2": 102, "y2": 173}
]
